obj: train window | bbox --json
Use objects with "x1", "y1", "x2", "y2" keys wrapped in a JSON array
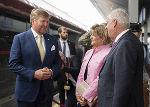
[
  {"x1": 0, "y1": 36, "x2": 16, "y2": 99},
  {"x1": 0, "y1": 17, "x2": 18, "y2": 99}
]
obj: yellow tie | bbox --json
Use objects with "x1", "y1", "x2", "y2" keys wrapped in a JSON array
[{"x1": 37, "y1": 35, "x2": 44, "y2": 62}]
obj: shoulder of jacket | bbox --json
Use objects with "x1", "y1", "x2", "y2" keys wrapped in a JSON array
[{"x1": 15, "y1": 30, "x2": 30, "y2": 38}]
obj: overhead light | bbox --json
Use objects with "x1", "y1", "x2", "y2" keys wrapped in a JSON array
[{"x1": 110, "y1": 4, "x2": 113, "y2": 10}]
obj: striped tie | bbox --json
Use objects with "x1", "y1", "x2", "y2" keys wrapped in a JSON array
[{"x1": 37, "y1": 35, "x2": 44, "y2": 62}]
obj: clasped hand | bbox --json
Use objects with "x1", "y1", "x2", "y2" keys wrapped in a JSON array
[
  {"x1": 34, "y1": 67, "x2": 52, "y2": 80},
  {"x1": 76, "y1": 94, "x2": 87, "y2": 106}
]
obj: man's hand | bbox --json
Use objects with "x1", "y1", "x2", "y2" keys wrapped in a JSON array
[
  {"x1": 34, "y1": 67, "x2": 52, "y2": 80},
  {"x1": 61, "y1": 63, "x2": 64, "y2": 70},
  {"x1": 59, "y1": 51, "x2": 66, "y2": 70},
  {"x1": 59, "y1": 51, "x2": 65, "y2": 62}
]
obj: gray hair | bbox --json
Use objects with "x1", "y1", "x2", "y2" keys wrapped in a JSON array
[{"x1": 107, "y1": 8, "x2": 130, "y2": 28}]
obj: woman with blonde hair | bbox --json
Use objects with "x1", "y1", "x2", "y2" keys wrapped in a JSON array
[{"x1": 76, "y1": 23, "x2": 111, "y2": 107}]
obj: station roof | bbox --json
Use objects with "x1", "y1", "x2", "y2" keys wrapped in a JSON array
[
  {"x1": 0, "y1": 0, "x2": 86, "y2": 34},
  {"x1": 90, "y1": 0, "x2": 150, "y2": 22}
]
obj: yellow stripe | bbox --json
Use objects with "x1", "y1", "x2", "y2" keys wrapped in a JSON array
[{"x1": 53, "y1": 104, "x2": 58, "y2": 107}]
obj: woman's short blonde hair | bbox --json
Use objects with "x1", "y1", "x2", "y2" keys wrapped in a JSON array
[
  {"x1": 90, "y1": 23, "x2": 111, "y2": 45},
  {"x1": 30, "y1": 8, "x2": 51, "y2": 24}
]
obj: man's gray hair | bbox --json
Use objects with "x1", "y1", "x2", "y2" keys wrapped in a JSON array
[{"x1": 107, "y1": 8, "x2": 130, "y2": 28}]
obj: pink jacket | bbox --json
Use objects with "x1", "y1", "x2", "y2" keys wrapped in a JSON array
[{"x1": 76, "y1": 45, "x2": 111, "y2": 102}]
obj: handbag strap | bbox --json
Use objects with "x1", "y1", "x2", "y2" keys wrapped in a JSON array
[{"x1": 84, "y1": 51, "x2": 94, "y2": 81}]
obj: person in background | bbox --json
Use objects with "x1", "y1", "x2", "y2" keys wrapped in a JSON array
[
  {"x1": 76, "y1": 23, "x2": 111, "y2": 107},
  {"x1": 75, "y1": 45, "x2": 84, "y2": 62},
  {"x1": 98, "y1": 8, "x2": 144, "y2": 107},
  {"x1": 78, "y1": 31, "x2": 92, "y2": 54},
  {"x1": 9, "y1": 9, "x2": 61, "y2": 107},
  {"x1": 55, "y1": 26, "x2": 76, "y2": 105},
  {"x1": 130, "y1": 23, "x2": 150, "y2": 75},
  {"x1": 59, "y1": 50, "x2": 81, "y2": 107},
  {"x1": 130, "y1": 23, "x2": 150, "y2": 107}
]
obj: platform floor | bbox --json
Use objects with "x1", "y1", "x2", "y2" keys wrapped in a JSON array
[{"x1": 0, "y1": 93, "x2": 64, "y2": 107}]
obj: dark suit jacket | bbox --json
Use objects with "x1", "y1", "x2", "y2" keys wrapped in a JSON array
[
  {"x1": 55, "y1": 39, "x2": 76, "y2": 80},
  {"x1": 58, "y1": 40, "x2": 76, "y2": 56},
  {"x1": 9, "y1": 29, "x2": 62, "y2": 102},
  {"x1": 98, "y1": 30, "x2": 144, "y2": 107}
]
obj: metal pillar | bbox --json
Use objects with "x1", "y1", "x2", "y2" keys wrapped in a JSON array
[
  {"x1": 143, "y1": 23, "x2": 148, "y2": 44},
  {"x1": 128, "y1": 0, "x2": 139, "y2": 23}
]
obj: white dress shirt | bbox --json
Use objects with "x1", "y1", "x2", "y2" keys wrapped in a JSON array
[
  {"x1": 114, "y1": 29, "x2": 129, "y2": 42},
  {"x1": 59, "y1": 39, "x2": 71, "y2": 57},
  {"x1": 31, "y1": 28, "x2": 46, "y2": 55},
  {"x1": 59, "y1": 39, "x2": 77, "y2": 86}
]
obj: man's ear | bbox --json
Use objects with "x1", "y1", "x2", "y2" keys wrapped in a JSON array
[
  {"x1": 58, "y1": 33, "x2": 61, "y2": 37},
  {"x1": 31, "y1": 18, "x2": 35, "y2": 23},
  {"x1": 113, "y1": 19, "x2": 117, "y2": 28},
  {"x1": 31, "y1": 18, "x2": 36, "y2": 26}
]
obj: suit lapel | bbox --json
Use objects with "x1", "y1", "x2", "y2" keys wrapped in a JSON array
[
  {"x1": 43, "y1": 34, "x2": 49, "y2": 64},
  {"x1": 27, "y1": 30, "x2": 42, "y2": 64},
  {"x1": 106, "y1": 30, "x2": 131, "y2": 60},
  {"x1": 43, "y1": 34, "x2": 56, "y2": 65},
  {"x1": 58, "y1": 40, "x2": 71, "y2": 52},
  {"x1": 68, "y1": 40, "x2": 74, "y2": 55},
  {"x1": 99, "y1": 30, "x2": 131, "y2": 74},
  {"x1": 68, "y1": 40, "x2": 71, "y2": 51},
  {"x1": 58, "y1": 40, "x2": 62, "y2": 51}
]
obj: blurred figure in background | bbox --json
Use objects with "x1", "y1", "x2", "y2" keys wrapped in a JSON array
[
  {"x1": 76, "y1": 23, "x2": 111, "y2": 107},
  {"x1": 75, "y1": 45, "x2": 84, "y2": 62},
  {"x1": 130, "y1": 23, "x2": 150, "y2": 75},
  {"x1": 59, "y1": 50, "x2": 81, "y2": 107},
  {"x1": 130, "y1": 23, "x2": 150, "y2": 107},
  {"x1": 56, "y1": 26, "x2": 76, "y2": 105},
  {"x1": 78, "y1": 31, "x2": 92, "y2": 54}
]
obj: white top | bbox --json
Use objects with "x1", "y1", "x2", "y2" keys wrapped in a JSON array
[
  {"x1": 59, "y1": 39, "x2": 71, "y2": 57},
  {"x1": 114, "y1": 29, "x2": 129, "y2": 42}
]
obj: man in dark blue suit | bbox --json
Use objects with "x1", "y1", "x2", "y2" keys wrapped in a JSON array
[
  {"x1": 9, "y1": 9, "x2": 61, "y2": 107},
  {"x1": 55, "y1": 26, "x2": 76, "y2": 105},
  {"x1": 98, "y1": 8, "x2": 144, "y2": 107}
]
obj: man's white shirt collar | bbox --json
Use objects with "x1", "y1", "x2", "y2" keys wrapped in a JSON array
[
  {"x1": 31, "y1": 27, "x2": 43, "y2": 38},
  {"x1": 59, "y1": 39, "x2": 67, "y2": 43},
  {"x1": 31, "y1": 27, "x2": 45, "y2": 53},
  {"x1": 115, "y1": 29, "x2": 129, "y2": 42},
  {"x1": 59, "y1": 39, "x2": 70, "y2": 57}
]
